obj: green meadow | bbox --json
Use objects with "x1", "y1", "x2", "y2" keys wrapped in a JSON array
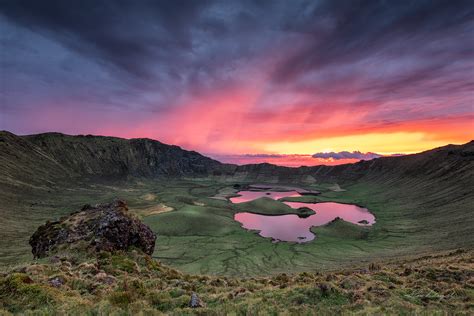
[{"x1": 1, "y1": 176, "x2": 472, "y2": 277}]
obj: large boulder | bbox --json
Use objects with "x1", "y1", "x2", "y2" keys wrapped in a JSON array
[{"x1": 29, "y1": 200, "x2": 157, "y2": 258}]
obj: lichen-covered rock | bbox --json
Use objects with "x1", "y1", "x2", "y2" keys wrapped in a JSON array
[
  {"x1": 189, "y1": 292, "x2": 204, "y2": 308},
  {"x1": 29, "y1": 200, "x2": 157, "y2": 258},
  {"x1": 48, "y1": 276, "x2": 64, "y2": 288}
]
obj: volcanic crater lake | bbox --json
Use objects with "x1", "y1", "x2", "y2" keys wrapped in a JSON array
[{"x1": 231, "y1": 190, "x2": 375, "y2": 243}]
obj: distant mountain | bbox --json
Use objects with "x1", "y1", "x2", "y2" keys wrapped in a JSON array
[
  {"x1": 1, "y1": 131, "x2": 473, "y2": 187},
  {"x1": 0, "y1": 131, "x2": 221, "y2": 185},
  {"x1": 217, "y1": 140, "x2": 474, "y2": 184}
]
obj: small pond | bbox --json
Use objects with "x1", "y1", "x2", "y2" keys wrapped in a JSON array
[{"x1": 231, "y1": 190, "x2": 375, "y2": 243}]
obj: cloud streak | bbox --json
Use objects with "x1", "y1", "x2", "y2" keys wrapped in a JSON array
[
  {"x1": 211, "y1": 152, "x2": 387, "y2": 167},
  {"x1": 312, "y1": 151, "x2": 382, "y2": 160}
]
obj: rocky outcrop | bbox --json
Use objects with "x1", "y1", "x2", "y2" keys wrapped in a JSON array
[{"x1": 29, "y1": 200, "x2": 156, "y2": 258}]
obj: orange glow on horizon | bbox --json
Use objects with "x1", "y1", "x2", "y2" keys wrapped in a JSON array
[{"x1": 19, "y1": 97, "x2": 473, "y2": 165}]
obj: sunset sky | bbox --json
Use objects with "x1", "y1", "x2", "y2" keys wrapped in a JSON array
[{"x1": 1, "y1": 0, "x2": 473, "y2": 166}]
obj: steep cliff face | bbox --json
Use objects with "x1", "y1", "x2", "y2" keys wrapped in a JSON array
[
  {"x1": 25, "y1": 133, "x2": 222, "y2": 178},
  {"x1": 0, "y1": 132, "x2": 221, "y2": 183}
]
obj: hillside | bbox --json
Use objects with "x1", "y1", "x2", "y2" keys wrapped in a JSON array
[
  {"x1": 1, "y1": 247, "x2": 471, "y2": 314},
  {"x1": 0, "y1": 131, "x2": 473, "y2": 276},
  {"x1": 0, "y1": 131, "x2": 220, "y2": 185},
  {"x1": 1, "y1": 199, "x2": 472, "y2": 314},
  {"x1": 1, "y1": 130, "x2": 473, "y2": 185},
  {"x1": 221, "y1": 140, "x2": 474, "y2": 184}
]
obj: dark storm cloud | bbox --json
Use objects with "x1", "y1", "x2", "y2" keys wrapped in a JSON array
[
  {"x1": 2, "y1": 0, "x2": 472, "y2": 92},
  {"x1": 0, "y1": 0, "x2": 212, "y2": 79},
  {"x1": 262, "y1": 0, "x2": 474, "y2": 121},
  {"x1": 271, "y1": 0, "x2": 474, "y2": 83}
]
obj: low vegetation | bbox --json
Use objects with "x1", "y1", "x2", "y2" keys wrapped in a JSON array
[{"x1": 1, "y1": 248, "x2": 472, "y2": 315}]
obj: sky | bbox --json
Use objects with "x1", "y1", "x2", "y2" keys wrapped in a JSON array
[{"x1": 1, "y1": 0, "x2": 473, "y2": 166}]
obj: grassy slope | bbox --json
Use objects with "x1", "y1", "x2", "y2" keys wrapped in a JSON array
[
  {"x1": 0, "y1": 133, "x2": 473, "y2": 278},
  {"x1": 0, "y1": 249, "x2": 472, "y2": 314}
]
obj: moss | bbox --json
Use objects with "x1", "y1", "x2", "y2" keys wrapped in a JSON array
[
  {"x1": 0, "y1": 273, "x2": 56, "y2": 312},
  {"x1": 129, "y1": 279, "x2": 147, "y2": 296},
  {"x1": 70, "y1": 278, "x2": 94, "y2": 294},
  {"x1": 168, "y1": 288, "x2": 186, "y2": 298},
  {"x1": 148, "y1": 291, "x2": 173, "y2": 311},
  {"x1": 108, "y1": 290, "x2": 135, "y2": 307},
  {"x1": 108, "y1": 254, "x2": 139, "y2": 273}
]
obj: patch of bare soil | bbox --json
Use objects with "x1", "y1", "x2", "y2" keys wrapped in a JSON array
[
  {"x1": 211, "y1": 187, "x2": 240, "y2": 200},
  {"x1": 135, "y1": 203, "x2": 173, "y2": 217},
  {"x1": 329, "y1": 183, "x2": 346, "y2": 192},
  {"x1": 141, "y1": 193, "x2": 157, "y2": 201}
]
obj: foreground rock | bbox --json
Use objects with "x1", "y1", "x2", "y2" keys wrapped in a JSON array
[{"x1": 29, "y1": 200, "x2": 156, "y2": 258}]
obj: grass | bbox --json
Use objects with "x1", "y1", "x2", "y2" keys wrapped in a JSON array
[
  {"x1": 149, "y1": 178, "x2": 473, "y2": 276},
  {"x1": 235, "y1": 196, "x2": 298, "y2": 214},
  {"x1": 0, "y1": 176, "x2": 473, "y2": 277},
  {"x1": 0, "y1": 248, "x2": 472, "y2": 314},
  {"x1": 279, "y1": 195, "x2": 322, "y2": 203},
  {"x1": 312, "y1": 219, "x2": 370, "y2": 240}
]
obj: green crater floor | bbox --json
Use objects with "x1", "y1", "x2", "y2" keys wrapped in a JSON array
[{"x1": 2, "y1": 178, "x2": 471, "y2": 277}]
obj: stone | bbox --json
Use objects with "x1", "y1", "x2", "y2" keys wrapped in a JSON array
[
  {"x1": 189, "y1": 292, "x2": 204, "y2": 308},
  {"x1": 48, "y1": 276, "x2": 64, "y2": 288},
  {"x1": 29, "y1": 200, "x2": 157, "y2": 258},
  {"x1": 49, "y1": 256, "x2": 61, "y2": 264}
]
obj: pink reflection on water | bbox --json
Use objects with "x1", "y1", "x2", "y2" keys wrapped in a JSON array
[
  {"x1": 234, "y1": 201, "x2": 375, "y2": 243},
  {"x1": 235, "y1": 212, "x2": 318, "y2": 242},
  {"x1": 230, "y1": 190, "x2": 300, "y2": 203},
  {"x1": 284, "y1": 202, "x2": 375, "y2": 226}
]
